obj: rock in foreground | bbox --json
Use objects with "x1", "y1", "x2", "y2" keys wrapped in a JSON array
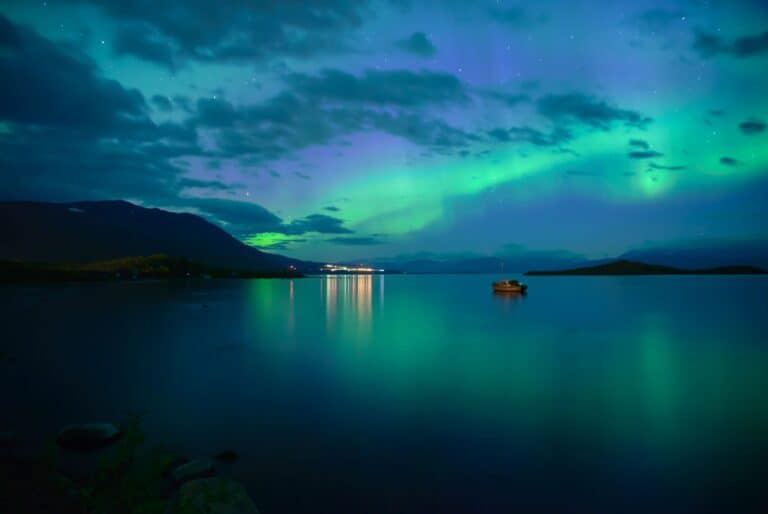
[
  {"x1": 56, "y1": 423, "x2": 121, "y2": 451},
  {"x1": 177, "y1": 478, "x2": 259, "y2": 514},
  {"x1": 171, "y1": 458, "x2": 216, "y2": 483}
]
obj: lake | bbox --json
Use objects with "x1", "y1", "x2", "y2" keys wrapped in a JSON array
[{"x1": 2, "y1": 274, "x2": 767, "y2": 513}]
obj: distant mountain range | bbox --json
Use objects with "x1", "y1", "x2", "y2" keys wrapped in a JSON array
[
  {"x1": 367, "y1": 239, "x2": 768, "y2": 273},
  {"x1": 618, "y1": 240, "x2": 768, "y2": 270},
  {"x1": 526, "y1": 260, "x2": 766, "y2": 276},
  {"x1": 0, "y1": 200, "x2": 309, "y2": 272},
  {"x1": 2, "y1": 200, "x2": 766, "y2": 276},
  {"x1": 367, "y1": 254, "x2": 597, "y2": 274}
]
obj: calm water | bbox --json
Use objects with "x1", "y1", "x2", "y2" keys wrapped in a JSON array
[{"x1": 2, "y1": 275, "x2": 768, "y2": 513}]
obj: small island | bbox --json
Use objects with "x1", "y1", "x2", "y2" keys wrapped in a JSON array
[{"x1": 525, "y1": 259, "x2": 767, "y2": 276}]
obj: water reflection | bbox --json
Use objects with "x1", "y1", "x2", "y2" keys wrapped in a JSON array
[
  {"x1": 321, "y1": 274, "x2": 377, "y2": 338},
  {"x1": 492, "y1": 290, "x2": 527, "y2": 305}
]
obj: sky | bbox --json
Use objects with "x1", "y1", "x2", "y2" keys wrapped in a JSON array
[{"x1": 1, "y1": 0, "x2": 767, "y2": 262}]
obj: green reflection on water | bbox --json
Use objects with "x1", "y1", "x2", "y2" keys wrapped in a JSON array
[{"x1": 243, "y1": 276, "x2": 768, "y2": 452}]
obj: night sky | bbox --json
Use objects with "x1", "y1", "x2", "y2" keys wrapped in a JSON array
[{"x1": 1, "y1": 1, "x2": 767, "y2": 262}]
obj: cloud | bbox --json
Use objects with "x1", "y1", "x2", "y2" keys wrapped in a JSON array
[
  {"x1": 151, "y1": 94, "x2": 173, "y2": 112},
  {"x1": 287, "y1": 68, "x2": 468, "y2": 107},
  {"x1": 326, "y1": 236, "x2": 385, "y2": 245},
  {"x1": 114, "y1": 24, "x2": 177, "y2": 70},
  {"x1": 177, "y1": 177, "x2": 244, "y2": 191},
  {"x1": 189, "y1": 69, "x2": 475, "y2": 164},
  {"x1": 195, "y1": 97, "x2": 238, "y2": 127},
  {"x1": 0, "y1": 15, "x2": 199, "y2": 202},
  {"x1": 628, "y1": 139, "x2": 650, "y2": 149},
  {"x1": 284, "y1": 214, "x2": 352, "y2": 235},
  {"x1": 483, "y1": 91, "x2": 530, "y2": 107},
  {"x1": 182, "y1": 198, "x2": 353, "y2": 237},
  {"x1": 739, "y1": 118, "x2": 766, "y2": 134},
  {"x1": 628, "y1": 150, "x2": 663, "y2": 159},
  {"x1": 69, "y1": 0, "x2": 370, "y2": 68},
  {"x1": 648, "y1": 162, "x2": 686, "y2": 171},
  {"x1": 324, "y1": 205, "x2": 340, "y2": 212},
  {"x1": 488, "y1": 126, "x2": 573, "y2": 147},
  {"x1": 694, "y1": 30, "x2": 768, "y2": 58},
  {"x1": 294, "y1": 171, "x2": 311, "y2": 180},
  {"x1": 537, "y1": 93, "x2": 652, "y2": 129},
  {"x1": 720, "y1": 156, "x2": 740, "y2": 166},
  {"x1": 181, "y1": 198, "x2": 282, "y2": 235},
  {"x1": 0, "y1": 15, "x2": 147, "y2": 132},
  {"x1": 395, "y1": 32, "x2": 436, "y2": 57}
]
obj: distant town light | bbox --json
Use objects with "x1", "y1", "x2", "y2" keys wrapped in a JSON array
[{"x1": 321, "y1": 263, "x2": 384, "y2": 273}]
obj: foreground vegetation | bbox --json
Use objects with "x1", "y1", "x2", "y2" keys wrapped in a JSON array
[{"x1": 0, "y1": 254, "x2": 302, "y2": 283}]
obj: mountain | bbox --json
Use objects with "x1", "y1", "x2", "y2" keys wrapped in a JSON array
[
  {"x1": 367, "y1": 251, "x2": 598, "y2": 274},
  {"x1": 526, "y1": 260, "x2": 766, "y2": 276},
  {"x1": 0, "y1": 200, "x2": 307, "y2": 272},
  {"x1": 619, "y1": 239, "x2": 768, "y2": 269}
]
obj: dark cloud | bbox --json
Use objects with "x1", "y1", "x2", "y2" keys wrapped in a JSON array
[
  {"x1": 294, "y1": 171, "x2": 311, "y2": 180},
  {"x1": 537, "y1": 93, "x2": 652, "y2": 129},
  {"x1": 739, "y1": 119, "x2": 766, "y2": 134},
  {"x1": 285, "y1": 214, "x2": 352, "y2": 235},
  {"x1": 648, "y1": 163, "x2": 686, "y2": 171},
  {"x1": 628, "y1": 150, "x2": 663, "y2": 159},
  {"x1": 395, "y1": 32, "x2": 436, "y2": 57},
  {"x1": 182, "y1": 198, "x2": 282, "y2": 235},
  {"x1": 177, "y1": 178, "x2": 243, "y2": 191},
  {"x1": 324, "y1": 205, "x2": 340, "y2": 212},
  {"x1": 182, "y1": 198, "x2": 353, "y2": 237},
  {"x1": 0, "y1": 15, "x2": 199, "y2": 203},
  {"x1": 326, "y1": 236, "x2": 385, "y2": 245},
  {"x1": 189, "y1": 71, "x2": 475, "y2": 164},
  {"x1": 114, "y1": 24, "x2": 177, "y2": 70},
  {"x1": 483, "y1": 91, "x2": 530, "y2": 107},
  {"x1": 369, "y1": 111, "x2": 472, "y2": 148},
  {"x1": 195, "y1": 97, "x2": 238, "y2": 127},
  {"x1": 287, "y1": 69, "x2": 467, "y2": 107},
  {"x1": 0, "y1": 15, "x2": 147, "y2": 132},
  {"x1": 628, "y1": 139, "x2": 650, "y2": 149},
  {"x1": 694, "y1": 30, "x2": 768, "y2": 58},
  {"x1": 720, "y1": 156, "x2": 740, "y2": 166},
  {"x1": 68, "y1": 0, "x2": 370, "y2": 68},
  {"x1": 488, "y1": 126, "x2": 573, "y2": 147},
  {"x1": 151, "y1": 94, "x2": 173, "y2": 112}
]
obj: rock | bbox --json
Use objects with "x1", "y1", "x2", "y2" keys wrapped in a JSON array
[
  {"x1": 56, "y1": 423, "x2": 121, "y2": 452},
  {"x1": 171, "y1": 458, "x2": 216, "y2": 483},
  {"x1": 214, "y1": 450, "x2": 239, "y2": 462},
  {"x1": 162, "y1": 456, "x2": 189, "y2": 478},
  {"x1": 177, "y1": 478, "x2": 259, "y2": 514}
]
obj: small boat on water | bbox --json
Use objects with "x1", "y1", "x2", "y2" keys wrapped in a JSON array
[{"x1": 492, "y1": 279, "x2": 528, "y2": 293}]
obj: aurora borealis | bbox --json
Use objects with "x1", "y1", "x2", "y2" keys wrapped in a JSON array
[{"x1": 1, "y1": 1, "x2": 767, "y2": 261}]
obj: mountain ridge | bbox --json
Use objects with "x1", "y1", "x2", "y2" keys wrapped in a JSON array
[
  {"x1": 525, "y1": 259, "x2": 766, "y2": 276},
  {"x1": 0, "y1": 200, "x2": 309, "y2": 272}
]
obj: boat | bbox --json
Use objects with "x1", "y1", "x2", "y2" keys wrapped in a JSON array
[{"x1": 492, "y1": 279, "x2": 528, "y2": 293}]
